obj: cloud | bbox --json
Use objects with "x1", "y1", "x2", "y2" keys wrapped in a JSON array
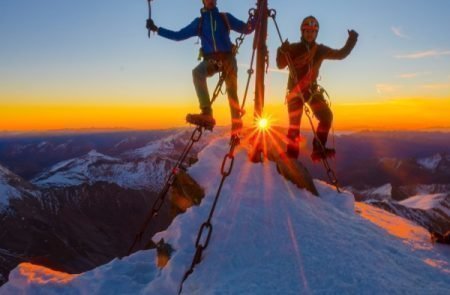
[
  {"x1": 395, "y1": 50, "x2": 450, "y2": 59},
  {"x1": 376, "y1": 84, "x2": 402, "y2": 94},
  {"x1": 397, "y1": 71, "x2": 431, "y2": 79},
  {"x1": 391, "y1": 26, "x2": 409, "y2": 39},
  {"x1": 421, "y1": 84, "x2": 449, "y2": 90}
]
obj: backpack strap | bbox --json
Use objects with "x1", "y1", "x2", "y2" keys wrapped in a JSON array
[
  {"x1": 197, "y1": 12, "x2": 231, "y2": 36},
  {"x1": 220, "y1": 13, "x2": 231, "y2": 32}
]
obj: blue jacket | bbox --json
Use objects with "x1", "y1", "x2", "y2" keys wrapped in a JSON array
[{"x1": 158, "y1": 7, "x2": 254, "y2": 55}]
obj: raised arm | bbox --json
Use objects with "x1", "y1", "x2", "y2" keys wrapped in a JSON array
[
  {"x1": 157, "y1": 18, "x2": 200, "y2": 41},
  {"x1": 323, "y1": 30, "x2": 358, "y2": 60}
]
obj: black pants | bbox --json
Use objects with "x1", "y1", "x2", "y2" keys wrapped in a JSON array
[{"x1": 287, "y1": 91, "x2": 333, "y2": 147}]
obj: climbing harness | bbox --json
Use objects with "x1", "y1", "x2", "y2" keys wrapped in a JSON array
[{"x1": 269, "y1": 10, "x2": 341, "y2": 192}]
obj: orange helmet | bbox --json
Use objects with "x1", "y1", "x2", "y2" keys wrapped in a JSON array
[{"x1": 301, "y1": 16, "x2": 319, "y2": 32}]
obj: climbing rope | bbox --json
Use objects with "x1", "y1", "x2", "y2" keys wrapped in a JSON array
[
  {"x1": 312, "y1": 84, "x2": 339, "y2": 173},
  {"x1": 269, "y1": 10, "x2": 341, "y2": 192}
]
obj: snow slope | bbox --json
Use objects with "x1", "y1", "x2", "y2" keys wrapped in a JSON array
[{"x1": 2, "y1": 137, "x2": 450, "y2": 294}]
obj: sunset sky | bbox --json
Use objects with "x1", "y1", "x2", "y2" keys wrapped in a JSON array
[{"x1": 1, "y1": 0, "x2": 449, "y2": 132}]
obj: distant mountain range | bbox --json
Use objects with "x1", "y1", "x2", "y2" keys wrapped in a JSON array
[
  {"x1": 0, "y1": 129, "x2": 449, "y2": 286},
  {"x1": 0, "y1": 128, "x2": 220, "y2": 286}
]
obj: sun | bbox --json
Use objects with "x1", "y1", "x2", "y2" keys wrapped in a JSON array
[{"x1": 256, "y1": 116, "x2": 272, "y2": 132}]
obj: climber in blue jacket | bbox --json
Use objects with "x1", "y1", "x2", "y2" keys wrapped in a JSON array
[{"x1": 146, "y1": 0, "x2": 255, "y2": 135}]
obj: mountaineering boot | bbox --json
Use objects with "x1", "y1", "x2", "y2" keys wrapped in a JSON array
[
  {"x1": 311, "y1": 139, "x2": 335, "y2": 162},
  {"x1": 186, "y1": 107, "x2": 216, "y2": 130},
  {"x1": 286, "y1": 129, "x2": 300, "y2": 159}
]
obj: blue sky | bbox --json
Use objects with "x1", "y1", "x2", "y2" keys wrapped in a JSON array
[{"x1": 0, "y1": 0, "x2": 449, "y2": 130}]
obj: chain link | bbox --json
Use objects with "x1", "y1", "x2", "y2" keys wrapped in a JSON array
[
  {"x1": 191, "y1": 127, "x2": 203, "y2": 142},
  {"x1": 127, "y1": 126, "x2": 206, "y2": 255},
  {"x1": 195, "y1": 222, "x2": 213, "y2": 249},
  {"x1": 178, "y1": 135, "x2": 240, "y2": 294}
]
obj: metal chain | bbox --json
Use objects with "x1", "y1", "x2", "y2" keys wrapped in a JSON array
[
  {"x1": 210, "y1": 9, "x2": 256, "y2": 106},
  {"x1": 269, "y1": 11, "x2": 341, "y2": 193},
  {"x1": 129, "y1": 10, "x2": 258, "y2": 256},
  {"x1": 177, "y1": 8, "x2": 259, "y2": 295},
  {"x1": 178, "y1": 135, "x2": 240, "y2": 294},
  {"x1": 127, "y1": 126, "x2": 204, "y2": 255}
]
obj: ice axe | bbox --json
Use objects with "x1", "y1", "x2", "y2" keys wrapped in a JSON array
[{"x1": 147, "y1": 0, "x2": 153, "y2": 38}]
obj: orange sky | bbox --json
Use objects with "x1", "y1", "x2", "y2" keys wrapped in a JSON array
[{"x1": 2, "y1": 97, "x2": 449, "y2": 132}]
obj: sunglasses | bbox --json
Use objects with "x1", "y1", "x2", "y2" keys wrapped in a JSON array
[{"x1": 301, "y1": 20, "x2": 319, "y2": 31}]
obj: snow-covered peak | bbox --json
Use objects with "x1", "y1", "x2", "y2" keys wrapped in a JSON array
[
  {"x1": 357, "y1": 183, "x2": 392, "y2": 200},
  {"x1": 0, "y1": 164, "x2": 14, "y2": 176},
  {"x1": 0, "y1": 164, "x2": 37, "y2": 207},
  {"x1": 127, "y1": 128, "x2": 221, "y2": 160},
  {"x1": 347, "y1": 183, "x2": 393, "y2": 201},
  {"x1": 417, "y1": 154, "x2": 443, "y2": 171},
  {"x1": 86, "y1": 149, "x2": 109, "y2": 158},
  {"x1": 3, "y1": 136, "x2": 450, "y2": 294},
  {"x1": 400, "y1": 193, "x2": 448, "y2": 211},
  {"x1": 32, "y1": 151, "x2": 122, "y2": 188}
]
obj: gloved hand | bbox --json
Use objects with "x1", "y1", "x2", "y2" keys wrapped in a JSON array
[
  {"x1": 146, "y1": 19, "x2": 158, "y2": 32},
  {"x1": 348, "y1": 29, "x2": 358, "y2": 40},
  {"x1": 280, "y1": 39, "x2": 290, "y2": 53}
]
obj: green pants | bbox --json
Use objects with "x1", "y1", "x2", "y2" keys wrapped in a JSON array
[{"x1": 192, "y1": 55, "x2": 240, "y2": 121}]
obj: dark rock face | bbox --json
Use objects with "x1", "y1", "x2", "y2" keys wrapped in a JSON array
[{"x1": 0, "y1": 182, "x2": 173, "y2": 286}]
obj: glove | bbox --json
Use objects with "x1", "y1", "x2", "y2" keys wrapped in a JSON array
[
  {"x1": 146, "y1": 19, "x2": 158, "y2": 32},
  {"x1": 280, "y1": 39, "x2": 290, "y2": 53},
  {"x1": 348, "y1": 29, "x2": 358, "y2": 40}
]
